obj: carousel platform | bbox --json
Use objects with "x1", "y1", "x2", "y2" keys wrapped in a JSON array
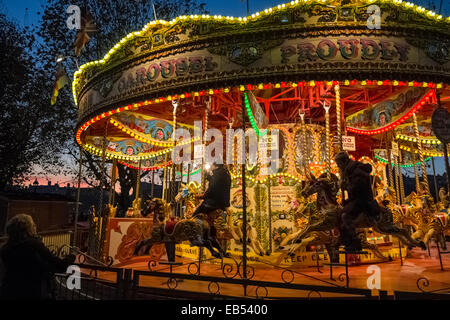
[{"x1": 81, "y1": 244, "x2": 450, "y2": 299}]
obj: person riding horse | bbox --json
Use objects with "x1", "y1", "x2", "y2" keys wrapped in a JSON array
[
  {"x1": 191, "y1": 162, "x2": 231, "y2": 246},
  {"x1": 334, "y1": 151, "x2": 380, "y2": 251}
]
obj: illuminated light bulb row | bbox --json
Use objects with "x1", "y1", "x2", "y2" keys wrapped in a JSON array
[
  {"x1": 118, "y1": 160, "x2": 173, "y2": 171},
  {"x1": 73, "y1": 75, "x2": 443, "y2": 108},
  {"x1": 374, "y1": 155, "x2": 431, "y2": 167},
  {"x1": 76, "y1": 82, "x2": 441, "y2": 149},
  {"x1": 230, "y1": 171, "x2": 303, "y2": 184},
  {"x1": 347, "y1": 90, "x2": 435, "y2": 135},
  {"x1": 395, "y1": 134, "x2": 441, "y2": 145},
  {"x1": 367, "y1": 235, "x2": 386, "y2": 241},
  {"x1": 82, "y1": 142, "x2": 172, "y2": 161},
  {"x1": 398, "y1": 145, "x2": 443, "y2": 157},
  {"x1": 109, "y1": 118, "x2": 174, "y2": 147},
  {"x1": 71, "y1": 0, "x2": 449, "y2": 103}
]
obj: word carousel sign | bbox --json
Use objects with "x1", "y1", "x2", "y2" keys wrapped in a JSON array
[{"x1": 74, "y1": 1, "x2": 450, "y2": 125}]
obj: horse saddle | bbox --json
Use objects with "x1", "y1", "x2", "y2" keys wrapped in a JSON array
[{"x1": 164, "y1": 217, "x2": 179, "y2": 235}]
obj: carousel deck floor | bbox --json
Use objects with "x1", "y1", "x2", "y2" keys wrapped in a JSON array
[{"x1": 87, "y1": 244, "x2": 450, "y2": 299}]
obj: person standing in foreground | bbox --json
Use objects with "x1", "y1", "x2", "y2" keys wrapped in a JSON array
[
  {"x1": 0, "y1": 214, "x2": 75, "y2": 300},
  {"x1": 334, "y1": 151, "x2": 380, "y2": 251}
]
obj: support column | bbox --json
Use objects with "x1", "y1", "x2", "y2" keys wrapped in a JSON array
[
  {"x1": 73, "y1": 146, "x2": 83, "y2": 247},
  {"x1": 413, "y1": 113, "x2": 429, "y2": 194},
  {"x1": 444, "y1": 143, "x2": 450, "y2": 195},
  {"x1": 436, "y1": 91, "x2": 450, "y2": 195},
  {"x1": 150, "y1": 170, "x2": 155, "y2": 198},
  {"x1": 135, "y1": 160, "x2": 142, "y2": 201},
  {"x1": 386, "y1": 134, "x2": 395, "y2": 199},
  {"x1": 98, "y1": 125, "x2": 108, "y2": 260},
  {"x1": 399, "y1": 151, "x2": 406, "y2": 202},
  {"x1": 241, "y1": 96, "x2": 248, "y2": 287},
  {"x1": 394, "y1": 154, "x2": 401, "y2": 205},
  {"x1": 299, "y1": 112, "x2": 309, "y2": 179}
]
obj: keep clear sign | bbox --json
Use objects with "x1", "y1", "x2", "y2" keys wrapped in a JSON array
[{"x1": 342, "y1": 135, "x2": 356, "y2": 151}]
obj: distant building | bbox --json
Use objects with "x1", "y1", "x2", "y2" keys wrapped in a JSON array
[
  {"x1": 0, "y1": 192, "x2": 76, "y2": 235},
  {"x1": 0, "y1": 180, "x2": 164, "y2": 232}
]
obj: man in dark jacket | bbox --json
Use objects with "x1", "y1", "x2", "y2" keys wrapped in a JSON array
[
  {"x1": 191, "y1": 163, "x2": 231, "y2": 246},
  {"x1": 193, "y1": 163, "x2": 231, "y2": 216},
  {"x1": 335, "y1": 151, "x2": 380, "y2": 251}
]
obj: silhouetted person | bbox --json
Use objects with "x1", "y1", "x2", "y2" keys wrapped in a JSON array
[
  {"x1": 0, "y1": 214, "x2": 75, "y2": 300},
  {"x1": 191, "y1": 163, "x2": 231, "y2": 246},
  {"x1": 335, "y1": 151, "x2": 380, "y2": 251},
  {"x1": 193, "y1": 163, "x2": 231, "y2": 217}
]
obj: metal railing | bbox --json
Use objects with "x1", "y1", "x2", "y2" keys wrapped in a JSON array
[
  {"x1": 2, "y1": 241, "x2": 449, "y2": 300},
  {"x1": 51, "y1": 262, "x2": 450, "y2": 300},
  {"x1": 54, "y1": 264, "x2": 125, "y2": 300},
  {"x1": 0, "y1": 228, "x2": 89, "y2": 252}
]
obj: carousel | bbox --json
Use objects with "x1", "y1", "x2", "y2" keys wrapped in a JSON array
[{"x1": 73, "y1": 0, "x2": 450, "y2": 295}]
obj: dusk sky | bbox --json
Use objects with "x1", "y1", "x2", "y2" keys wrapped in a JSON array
[
  {"x1": 1, "y1": 0, "x2": 448, "y2": 185},
  {"x1": 2, "y1": 0, "x2": 449, "y2": 27}
]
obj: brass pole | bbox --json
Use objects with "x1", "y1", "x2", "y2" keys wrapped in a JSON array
[
  {"x1": 335, "y1": 84, "x2": 343, "y2": 152},
  {"x1": 170, "y1": 100, "x2": 178, "y2": 204},
  {"x1": 323, "y1": 102, "x2": 331, "y2": 180},
  {"x1": 135, "y1": 160, "x2": 142, "y2": 201},
  {"x1": 413, "y1": 112, "x2": 429, "y2": 194},
  {"x1": 394, "y1": 154, "x2": 401, "y2": 205},
  {"x1": 399, "y1": 151, "x2": 405, "y2": 203},
  {"x1": 150, "y1": 169, "x2": 155, "y2": 198},
  {"x1": 386, "y1": 133, "x2": 395, "y2": 194},
  {"x1": 411, "y1": 142, "x2": 420, "y2": 193},
  {"x1": 299, "y1": 112, "x2": 310, "y2": 179},
  {"x1": 162, "y1": 154, "x2": 168, "y2": 201}
]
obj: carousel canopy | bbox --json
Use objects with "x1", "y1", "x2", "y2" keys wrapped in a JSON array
[{"x1": 73, "y1": 0, "x2": 450, "y2": 165}]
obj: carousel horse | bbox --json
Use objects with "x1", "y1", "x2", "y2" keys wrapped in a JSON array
[
  {"x1": 286, "y1": 173, "x2": 426, "y2": 257},
  {"x1": 438, "y1": 187, "x2": 450, "y2": 212},
  {"x1": 278, "y1": 195, "x2": 310, "y2": 248},
  {"x1": 174, "y1": 181, "x2": 202, "y2": 219},
  {"x1": 126, "y1": 197, "x2": 142, "y2": 218},
  {"x1": 280, "y1": 229, "x2": 390, "y2": 262},
  {"x1": 375, "y1": 185, "x2": 406, "y2": 225},
  {"x1": 134, "y1": 198, "x2": 228, "y2": 259},
  {"x1": 399, "y1": 193, "x2": 447, "y2": 250},
  {"x1": 280, "y1": 177, "x2": 389, "y2": 261},
  {"x1": 228, "y1": 217, "x2": 267, "y2": 256},
  {"x1": 176, "y1": 181, "x2": 234, "y2": 250}
]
